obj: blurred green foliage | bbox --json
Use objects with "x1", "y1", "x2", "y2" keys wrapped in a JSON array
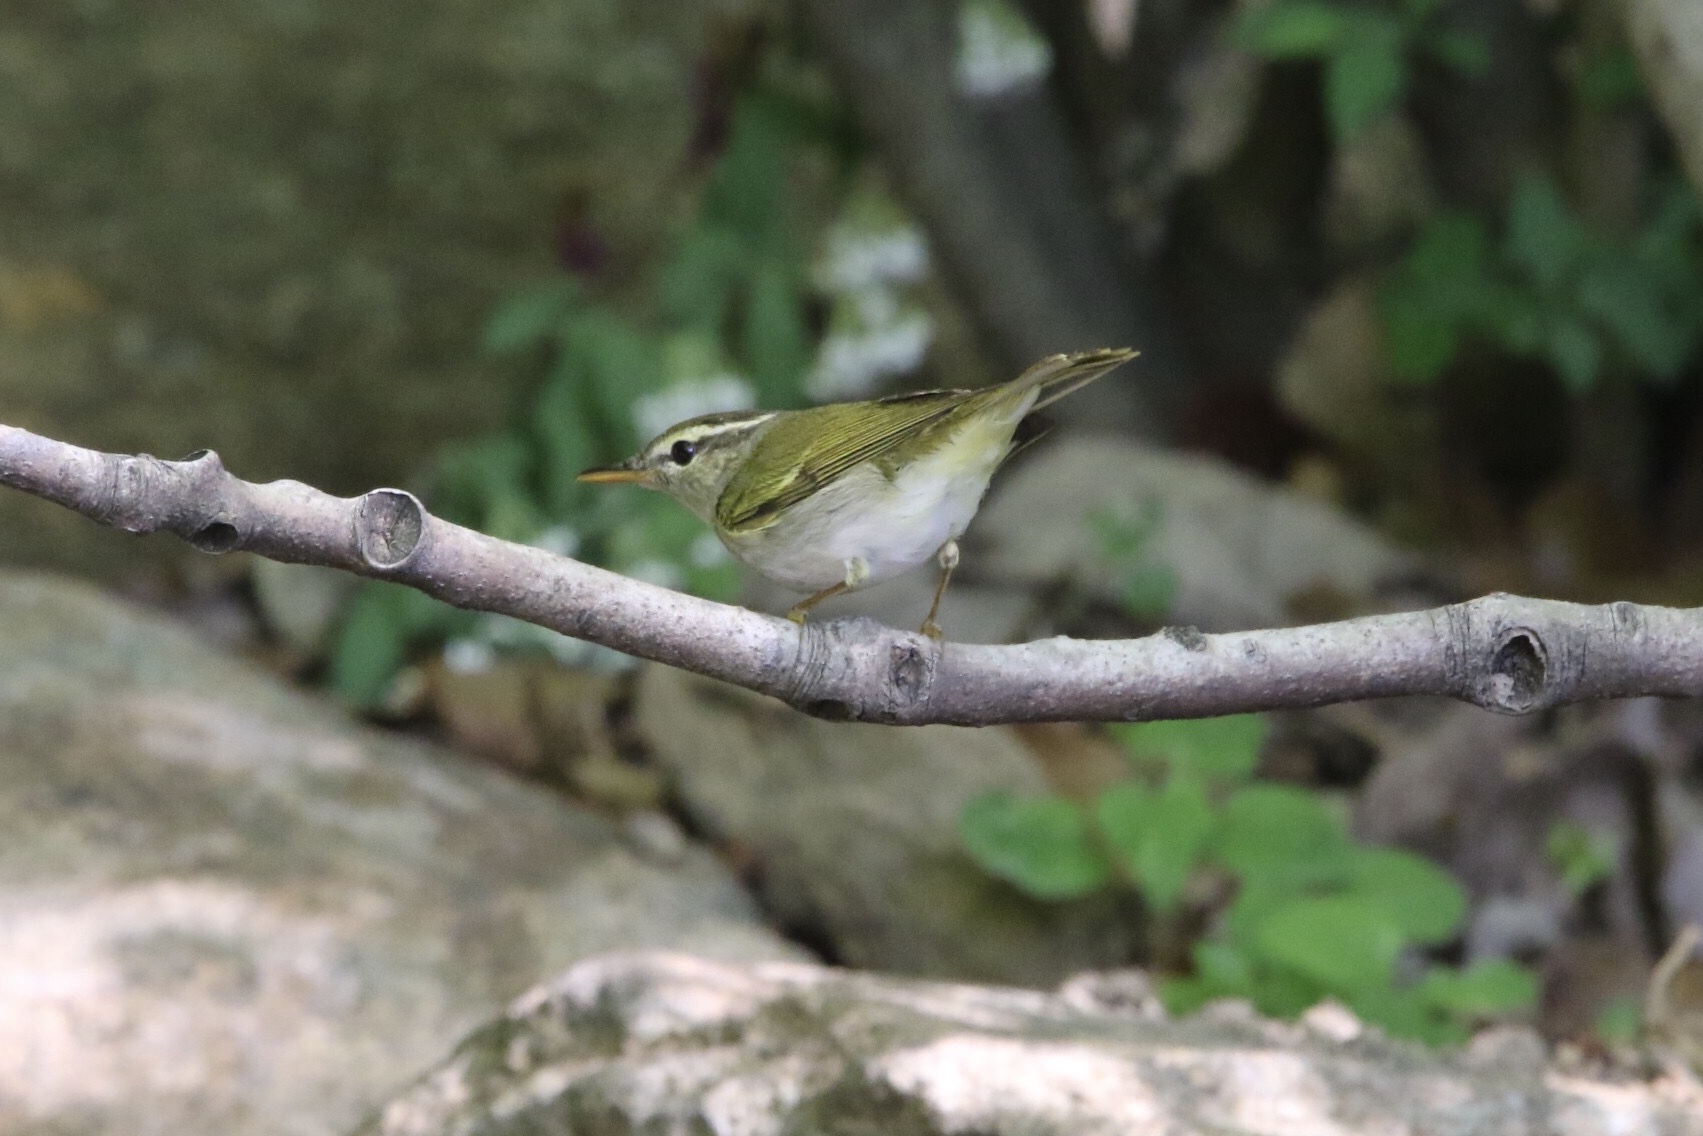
[
  {"x1": 1237, "y1": 0, "x2": 1489, "y2": 142},
  {"x1": 960, "y1": 714, "x2": 1538, "y2": 1044},
  {"x1": 1089, "y1": 503, "x2": 1177, "y2": 621},
  {"x1": 1546, "y1": 818, "x2": 1617, "y2": 896},
  {"x1": 1382, "y1": 175, "x2": 1703, "y2": 391},
  {"x1": 1594, "y1": 995, "x2": 1643, "y2": 1047},
  {"x1": 331, "y1": 84, "x2": 850, "y2": 706}
]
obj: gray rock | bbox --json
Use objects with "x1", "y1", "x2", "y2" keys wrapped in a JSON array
[
  {"x1": 0, "y1": 0, "x2": 764, "y2": 580},
  {"x1": 360, "y1": 950, "x2": 1703, "y2": 1136},
  {"x1": 977, "y1": 437, "x2": 1415, "y2": 631},
  {"x1": 0, "y1": 571, "x2": 800, "y2": 1136},
  {"x1": 633, "y1": 665, "x2": 1137, "y2": 986}
]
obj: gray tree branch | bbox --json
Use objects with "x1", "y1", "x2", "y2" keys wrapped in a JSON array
[{"x1": 4, "y1": 421, "x2": 1702, "y2": 724}]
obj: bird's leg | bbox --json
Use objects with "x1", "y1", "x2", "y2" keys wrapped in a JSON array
[
  {"x1": 787, "y1": 583, "x2": 847, "y2": 623},
  {"x1": 787, "y1": 557, "x2": 870, "y2": 624},
  {"x1": 921, "y1": 539, "x2": 959, "y2": 641}
]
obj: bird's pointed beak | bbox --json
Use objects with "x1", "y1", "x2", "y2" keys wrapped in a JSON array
[{"x1": 577, "y1": 458, "x2": 651, "y2": 485}]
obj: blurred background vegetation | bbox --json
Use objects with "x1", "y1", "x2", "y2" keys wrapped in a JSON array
[{"x1": 5, "y1": 0, "x2": 1703, "y2": 1056}]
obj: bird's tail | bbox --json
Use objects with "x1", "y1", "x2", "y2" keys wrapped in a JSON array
[{"x1": 1008, "y1": 347, "x2": 1139, "y2": 413}]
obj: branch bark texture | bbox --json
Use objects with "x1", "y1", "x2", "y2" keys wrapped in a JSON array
[{"x1": 3, "y1": 422, "x2": 1702, "y2": 725}]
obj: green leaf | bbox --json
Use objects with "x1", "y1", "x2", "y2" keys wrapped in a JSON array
[
  {"x1": 431, "y1": 435, "x2": 537, "y2": 532},
  {"x1": 1421, "y1": 28, "x2": 1491, "y2": 77},
  {"x1": 1089, "y1": 502, "x2": 1163, "y2": 558},
  {"x1": 702, "y1": 97, "x2": 790, "y2": 247},
  {"x1": 1122, "y1": 563, "x2": 1179, "y2": 619},
  {"x1": 330, "y1": 586, "x2": 411, "y2": 709},
  {"x1": 604, "y1": 494, "x2": 740, "y2": 602},
  {"x1": 1595, "y1": 996, "x2": 1642, "y2": 1045},
  {"x1": 1089, "y1": 504, "x2": 1178, "y2": 618},
  {"x1": 1633, "y1": 181, "x2": 1703, "y2": 263},
  {"x1": 1505, "y1": 176, "x2": 1587, "y2": 294},
  {"x1": 1157, "y1": 975, "x2": 1219, "y2": 1016},
  {"x1": 1544, "y1": 313, "x2": 1604, "y2": 393},
  {"x1": 1577, "y1": 260, "x2": 1697, "y2": 379},
  {"x1": 533, "y1": 363, "x2": 599, "y2": 518},
  {"x1": 1248, "y1": 965, "x2": 1331, "y2": 1019},
  {"x1": 660, "y1": 227, "x2": 747, "y2": 330},
  {"x1": 741, "y1": 258, "x2": 813, "y2": 406},
  {"x1": 1349, "y1": 985, "x2": 1464, "y2": 1044},
  {"x1": 482, "y1": 281, "x2": 582, "y2": 354},
  {"x1": 1324, "y1": 16, "x2": 1407, "y2": 141},
  {"x1": 1418, "y1": 958, "x2": 1539, "y2": 1016},
  {"x1": 685, "y1": 557, "x2": 742, "y2": 603},
  {"x1": 1381, "y1": 293, "x2": 1461, "y2": 382},
  {"x1": 738, "y1": 78, "x2": 848, "y2": 153},
  {"x1": 961, "y1": 793, "x2": 1111, "y2": 899},
  {"x1": 1223, "y1": 876, "x2": 1295, "y2": 953},
  {"x1": 565, "y1": 309, "x2": 665, "y2": 434},
  {"x1": 1095, "y1": 776, "x2": 1214, "y2": 912},
  {"x1": 330, "y1": 584, "x2": 460, "y2": 708},
  {"x1": 1195, "y1": 940, "x2": 1256, "y2": 990},
  {"x1": 1380, "y1": 213, "x2": 1497, "y2": 381},
  {"x1": 1347, "y1": 847, "x2": 1467, "y2": 945},
  {"x1": 1160, "y1": 942, "x2": 1255, "y2": 1015},
  {"x1": 1405, "y1": 213, "x2": 1493, "y2": 298},
  {"x1": 1577, "y1": 48, "x2": 1644, "y2": 109},
  {"x1": 1545, "y1": 819, "x2": 1616, "y2": 896},
  {"x1": 1257, "y1": 895, "x2": 1405, "y2": 992},
  {"x1": 1215, "y1": 784, "x2": 1352, "y2": 887},
  {"x1": 1112, "y1": 715, "x2": 1266, "y2": 781},
  {"x1": 1479, "y1": 282, "x2": 1546, "y2": 355},
  {"x1": 1237, "y1": 2, "x2": 1351, "y2": 58}
]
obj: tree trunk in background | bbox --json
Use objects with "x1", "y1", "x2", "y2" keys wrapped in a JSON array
[
  {"x1": 1624, "y1": 0, "x2": 1703, "y2": 199},
  {"x1": 796, "y1": 0, "x2": 1192, "y2": 439}
]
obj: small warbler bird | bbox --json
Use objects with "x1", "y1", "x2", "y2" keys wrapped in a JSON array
[{"x1": 580, "y1": 347, "x2": 1137, "y2": 637}]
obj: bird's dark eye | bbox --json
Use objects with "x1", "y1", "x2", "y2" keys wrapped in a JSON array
[{"x1": 669, "y1": 439, "x2": 697, "y2": 465}]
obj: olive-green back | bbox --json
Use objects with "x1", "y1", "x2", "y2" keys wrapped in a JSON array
[
  {"x1": 712, "y1": 348, "x2": 1135, "y2": 533},
  {"x1": 714, "y1": 390, "x2": 978, "y2": 532}
]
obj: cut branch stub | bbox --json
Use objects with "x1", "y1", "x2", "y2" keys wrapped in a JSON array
[
  {"x1": 178, "y1": 450, "x2": 242, "y2": 553},
  {"x1": 188, "y1": 518, "x2": 242, "y2": 554},
  {"x1": 1482, "y1": 626, "x2": 1549, "y2": 714},
  {"x1": 355, "y1": 489, "x2": 425, "y2": 571}
]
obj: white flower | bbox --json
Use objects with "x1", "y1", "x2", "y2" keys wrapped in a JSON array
[
  {"x1": 956, "y1": 0, "x2": 1053, "y2": 98},
  {"x1": 450, "y1": 612, "x2": 637, "y2": 673},
  {"x1": 530, "y1": 524, "x2": 580, "y2": 558},
  {"x1": 632, "y1": 374, "x2": 755, "y2": 442},
  {"x1": 689, "y1": 531, "x2": 732, "y2": 568},
  {"x1": 816, "y1": 224, "x2": 930, "y2": 293},
  {"x1": 625, "y1": 557, "x2": 685, "y2": 592},
  {"x1": 806, "y1": 288, "x2": 936, "y2": 401},
  {"x1": 543, "y1": 635, "x2": 638, "y2": 672},
  {"x1": 442, "y1": 637, "x2": 497, "y2": 675}
]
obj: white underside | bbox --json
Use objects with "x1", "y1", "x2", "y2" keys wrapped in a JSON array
[{"x1": 719, "y1": 400, "x2": 1030, "y2": 594}]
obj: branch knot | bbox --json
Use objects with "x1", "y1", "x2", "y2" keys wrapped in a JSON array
[
  {"x1": 355, "y1": 489, "x2": 425, "y2": 570},
  {"x1": 1481, "y1": 627, "x2": 1548, "y2": 713}
]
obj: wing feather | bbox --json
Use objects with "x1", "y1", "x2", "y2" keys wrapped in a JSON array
[
  {"x1": 715, "y1": 391, "x2": 969, "y2": 532},
  {"x1": 713, "y1": 349, "x2": 1136, "y2": 533}
]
